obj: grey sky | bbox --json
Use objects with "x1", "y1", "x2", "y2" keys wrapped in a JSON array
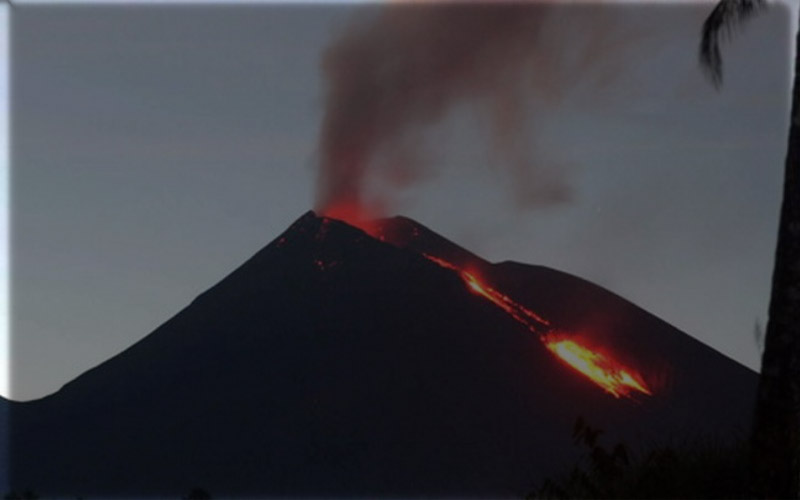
[{"x1": 9, "y1": 3, "x2": 791, "y2": 401}]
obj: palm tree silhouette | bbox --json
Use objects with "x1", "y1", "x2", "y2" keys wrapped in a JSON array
[{"x1": 700, "y1": 1, "x2": 800, "y2": 497}]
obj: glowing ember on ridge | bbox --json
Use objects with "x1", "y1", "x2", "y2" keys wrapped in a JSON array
[{"x1": 321, "y1": 201, "x2": 383, "y2": 239}]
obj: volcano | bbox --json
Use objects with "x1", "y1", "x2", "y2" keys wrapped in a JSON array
[{"x1": 3, "y1": 211, "x2": 756, "y2": 497}]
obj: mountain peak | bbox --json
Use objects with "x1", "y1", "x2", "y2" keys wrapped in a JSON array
[
  {"x1": 6, "y1": 209, "x2": 758, "y2": 497},
  {"x1": 305, "y1": 210, "x2": 489, "y2": 271}
]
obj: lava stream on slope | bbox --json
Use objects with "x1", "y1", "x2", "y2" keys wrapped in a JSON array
[
  {"x1": 420, "y1": 253, "x2": 652, "y2": 399},
  {"x1": 317, "y1": 213, "x2": 652, "y2": 399}
]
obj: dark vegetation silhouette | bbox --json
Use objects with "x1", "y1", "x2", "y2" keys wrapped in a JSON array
[
  {"x1": 183, "y1": 487, "x2": 212, "y2": 500},
  {"x1": 4, "y1": 490, "x2": 209, "y2": 500},
  {"x1": 3, "y1": 490, "x2": 38, "y2": 500},
  {"x1": 700, "y1": 1, "x2": 800, "y2": 496},
  {"x1": 528, "y1": 417, "x2": 750, "y2": 499},
  {"x1": 754, "y1": 319, "x2": 765, "y2": 355}
]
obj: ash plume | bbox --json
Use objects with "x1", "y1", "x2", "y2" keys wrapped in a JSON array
[{"x1": 316, "y1": 2, "x2": 627, "y2": 216}]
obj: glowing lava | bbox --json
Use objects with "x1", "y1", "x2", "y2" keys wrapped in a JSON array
[
  {"x1": 545, "y1": 338, "x2": 652, "y2": 398},
  {"x1": 459, "y1": 269, "x2": 551, "y2": 330},
  {"x1": 422, "y1": 253, "x2": 652, "y2": 399},
  {"x1": 315, "y1": 215, "x2": 653, "y2": 399},
  {"x1": 320, "y1": 201, "x2": 383, "y2": 239},
  {"x1": 424, "y1": 253, "x2": 550, "y2": 333}
]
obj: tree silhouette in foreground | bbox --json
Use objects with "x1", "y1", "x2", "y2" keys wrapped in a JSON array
[
  {"x1": 529, "y1": 417, "x2": 750, "y2": 499},
  {"x1": 700, "y1": 0, "x2": 800, "y2": 497}
]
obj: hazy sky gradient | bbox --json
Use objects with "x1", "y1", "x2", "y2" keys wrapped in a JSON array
[{"x1": 8, "y1": 2, "x2": 792, "y2": 400}]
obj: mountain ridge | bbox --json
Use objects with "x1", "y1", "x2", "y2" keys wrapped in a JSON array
[{"x1": 5, "y1": 210, "x2": 757, "y2": 497}]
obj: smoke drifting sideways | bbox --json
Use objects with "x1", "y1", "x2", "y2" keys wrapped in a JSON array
[{"x1": 316, "y1": 1, "x2": 633, "y2": 222}]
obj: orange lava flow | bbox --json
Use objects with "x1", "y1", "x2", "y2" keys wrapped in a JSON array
[
  {"x1": 424, "y1": 254, "x2": 549, "y2": 331},
  {"x1": 459, "y1": 270, "x2": 551, "y2": 330},
  {"x1": 545, "y1": 339, "x2": 652, "y2": 398},
  {"x1": 422, "y1": 253, "x2": 652, "y2": 399},
  {"x1": 422, "y1": 254, "x2": 460, "y2": 272}
]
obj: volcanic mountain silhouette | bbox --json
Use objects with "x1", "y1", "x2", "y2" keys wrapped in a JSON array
[{"x1": 4, "y1": 211, "x2": 756, "y2": 497}]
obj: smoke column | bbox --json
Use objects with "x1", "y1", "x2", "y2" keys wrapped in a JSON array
[{"x1": 316, "y1": 2, "x2": 625, "y2": 219}]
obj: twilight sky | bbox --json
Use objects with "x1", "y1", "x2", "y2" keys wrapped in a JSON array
[{"x1": 8, "y1": 1, "x2": 793, "y2": 400}]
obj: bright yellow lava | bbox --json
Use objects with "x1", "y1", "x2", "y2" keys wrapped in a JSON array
[{"x1": 546, "y1": 339, "x2": 652, "y2": 399}]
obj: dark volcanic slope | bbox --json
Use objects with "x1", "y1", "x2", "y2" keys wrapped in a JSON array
[{"x1": 7, "y1": 212, "x2": 757, "y2": 498}]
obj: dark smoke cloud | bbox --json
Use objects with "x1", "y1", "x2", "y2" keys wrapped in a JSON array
[{"x1": 316, "y1": 1, "x2": 627, "y2": 216}]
